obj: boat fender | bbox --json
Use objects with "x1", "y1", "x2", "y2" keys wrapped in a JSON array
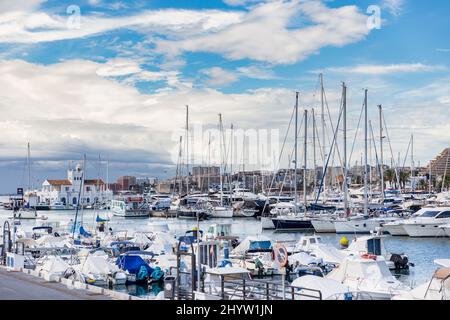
[{"x1": 361, "y1": 254, "x2": 377, "y2": 260}]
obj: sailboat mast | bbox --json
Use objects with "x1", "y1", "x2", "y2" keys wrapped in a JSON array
[
  {"x1": 320, "y1": 74, "x2": 326, "y2": 201},
  {"x1": 219, "y1": 113, "x2": 224, "y2": 206},
  {"x1": 312, "y1": 108, "x2": 317, "y2": 193},
  {"x1": 364, "y1": 89, "x2": 369, "y2": 217},
  {"x1": 379, "y1": 105, "x2": 384, "y2": 202},
  {"x1": 303, "y1": 109, "x2": 308, "y2": 210},
  {"x1": 208, "y1": 132, "x2": 211, "y2": 193},
  {"x1": 411, "y1": 134, "x2": 414, "y2": 192},
  {"x1": 185, "y1": 105, "x2": 189, "y2": 195},
  {"x1": 27, "y1": 142, "x2": 31, "y2": 191},
  {"x1": 294, "y1": 92, "x2": 299, "y2": 212},
  {"x1": 343, "y1": 83, "x2": 349, "y2": 216}
]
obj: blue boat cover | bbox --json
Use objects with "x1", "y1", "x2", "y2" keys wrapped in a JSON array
[
  {"x1": 116, "y1": 255, "x2": 154, "y2": 275},
  {"x1": 249, "y1": 241, "x2": 272, "y2": 251},
  {"x1": 96, "y1": 215, "x2": 109, "y2": 222},
  {"x1": 79, "y1": 226, "x2": 92, "y2": 237}
]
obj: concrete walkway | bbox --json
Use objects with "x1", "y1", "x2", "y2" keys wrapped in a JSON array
[{"x1": 0, "y1": 269, "x2": 110, "y2": 300}]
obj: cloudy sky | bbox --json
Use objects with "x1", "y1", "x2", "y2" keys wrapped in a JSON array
[{"x1": 0, "y1": 0, "x2": 449, "y2": 193}]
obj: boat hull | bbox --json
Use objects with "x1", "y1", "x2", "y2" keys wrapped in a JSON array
[
  {"x1": 334, "y1": 220, "x2": 384, "y2": 234},
  {"x1": 383, "y1": 223, "x2": 408, "y2": 236},
  {"x1": 311, "y1": 219, "x2": 336, "y2": 233},
  {"x1": 261, "y1": 216, "x2": 275, "y2": 229},
  {"x1": 403, "y1": 223, "x2": 448, "y2": 237},
  {"x1": 272, "y1": 218, "x2": 314, "y2": 231}
]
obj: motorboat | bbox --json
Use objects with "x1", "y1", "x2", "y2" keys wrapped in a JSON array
[
  {"x1": 326, "y1": 256, "x2": 411, "y2": 300},
  {"x1": 291, "y1": 235, "x2": 346, "y2": 266},
  {"x1": 341, "y1": 235, "x2": 410, "y2": 270},
  {"x1": 111, "y1": 195, "x2": 150, "y2": 218},
  {"x1": 50, "y1": 201, "x2": 67, "y2": 210},
  {"x1": 402, "y1": 207, "x2": 450, "y2": 237},
  {"x1": 334, "y1": 216, "x2": 399, "y2": 234},
  {"x1": 291, "y1": 275, "x2": 365, "y2": 300}
]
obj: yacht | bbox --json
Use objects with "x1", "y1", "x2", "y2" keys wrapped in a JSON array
[
  {"x1": 402, "y1": 207, "x2": 450, "y2": 237},
  {"x1": 334, "y1": 215, "x2": 399, "y2": 234},
  {"x1": 441, "y1": 224, "x2": 450, "y2": 237}
]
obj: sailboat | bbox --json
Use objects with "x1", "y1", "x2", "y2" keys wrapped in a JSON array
[
  {"x1": 15, "y1": 143, "x2": 37, "y2": 220},
  {"x1": 272, "y1": 94, "x2": 314, "y2": 231}
]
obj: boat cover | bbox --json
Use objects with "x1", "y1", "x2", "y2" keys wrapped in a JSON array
[
  {"x1": 116, "y1": 255, "x2": 154, "y2": 275},
  {"x1": 291, "y1": 275, "x2": 351, "y2": 300}
]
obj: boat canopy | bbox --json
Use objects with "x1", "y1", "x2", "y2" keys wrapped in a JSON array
[
  {"x1": 231, "y1": 235, "x2": 272, "y2": 256},
  {"x1": 327, "y1": 257, "x2": 392, "y2": 283},
  {"x1": 80, "y1": 255, "x2": 118, "y2": 275},
  {"x1": 291, "y1": 275, "x2": 351, "y2": 300}
]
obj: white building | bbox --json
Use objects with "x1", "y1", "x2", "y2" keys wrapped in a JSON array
[{"x1": 37, "y1": 163, "x2": 113, "y2": 207}]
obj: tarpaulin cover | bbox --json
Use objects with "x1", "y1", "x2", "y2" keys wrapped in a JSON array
[{"x1": 116, "y1": 255, "x2": 154, "y2": 275}]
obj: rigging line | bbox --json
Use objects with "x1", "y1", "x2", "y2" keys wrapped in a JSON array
[
  {"x1": 369, "y1": 121, "x2": 382, "y2": 184},
  {"x1": 323, "y1": 88, "x2": 345, "y2": 178},
  {"x1": 382, "y1": 111, "x2": 401, "y2": 190},
  {"x1": 348, "y1": 100, "x2": 365, "y2": 166},
  {"x1": 261, "y1": 100, "x2": 298, "y2": 214},
  {"x1": 276, "y1": 115, "x2": 305, "y2": 201},
  {"x1": 401, "y1": 136, "x2": 412, "y2": 173},
  {"x1": 315, "y1": 98, "x2": 344, "y2": 204}
]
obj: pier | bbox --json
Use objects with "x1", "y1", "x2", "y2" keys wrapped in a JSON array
[{"x1": 0, "y1": 268, "x2": 110, "y2": 300}]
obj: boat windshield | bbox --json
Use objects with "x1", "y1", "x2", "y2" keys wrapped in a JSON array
[{"x1": 420, "y1": 211, "x2": 440, "y2": 218}]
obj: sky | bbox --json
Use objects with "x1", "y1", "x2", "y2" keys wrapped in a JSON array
[{"x1": 0, "y1": 0, "x2": 449, "y2": 193}]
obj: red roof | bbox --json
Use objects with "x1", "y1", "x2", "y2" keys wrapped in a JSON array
[{"x1": 46, "y1": 179, "x2": 72, "y2": 186}]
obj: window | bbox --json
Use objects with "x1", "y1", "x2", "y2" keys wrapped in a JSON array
[
  {"x1": 421, "y1": 211, "x2": 440, "y2": 218},
  {"x1": 86, "y1": 186, "x2": 91, "y2": 192},
  {"x1": 436, "y1": 211, "x2": 450, "y2": 219}
]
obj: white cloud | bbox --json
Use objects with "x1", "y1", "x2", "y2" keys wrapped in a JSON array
[
  {"x1": 237, "y1": 65, "x2": 276, "y2": 80},
  {"x1": 0, "y1": 1, "x2": 370, "y2": 65},
  {"x1": 382, "y1": 0, "x2": 404, "y2": 17},
  {"x1": 317, "y1": 63, "x2": 447, "y2": 75},
  {"x1": 200, "y1": 67, "x2": 238, "y2": 86},
  {"x1": 0, "y1": 7, "x2": 244, "y2": 43}
]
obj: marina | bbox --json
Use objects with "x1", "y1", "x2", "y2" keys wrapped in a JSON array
[{"x1": 0, "y1": 0, "x2": 449, "y2": 306}]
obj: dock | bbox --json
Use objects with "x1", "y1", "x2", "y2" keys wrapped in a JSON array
[{"x1": 0, "y1": 268, "x2": 111, "y2": 300}]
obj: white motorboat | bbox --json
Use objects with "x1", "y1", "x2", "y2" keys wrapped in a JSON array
[
  {"x1": 334, "y1": 216, "x2": 398, "y2": 234},
  {"x1": 111, "y1": 195, "x2": 150, "y2": 218},
  {"x1": 291, "y1": 275, "x2": 361, "y2": 300},
  {"x1": 208, "y1": 205, "x2": 234, "y2": 218},
  {"x1": 402, "y1": 207, "x2": 450, "y2": 237},
  {"x1": 326, "y1": 256, "x2": 411, "y2": 300},
  {"x1": 341, "y1": 235, "x2": 410, "y2": 270},
  {"x1": 50, "y1": 201, "x2": 67, "y2": 210},
  {"x1": 291, "y1": 235, "x2": 346, "y2": 265}
]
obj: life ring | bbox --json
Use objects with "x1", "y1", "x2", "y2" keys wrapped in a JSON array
[{"x1": 361, "y1": 253, "x2": 377, "y2": 260}]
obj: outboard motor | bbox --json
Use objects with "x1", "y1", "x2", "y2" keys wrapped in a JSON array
[{"x1": 390, "y1": 254, "x2": 410, "y2": 270}]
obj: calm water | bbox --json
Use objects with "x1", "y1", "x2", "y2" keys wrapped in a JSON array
[{"x1": 1, "y1": 197, "x2": 449, "y2": 298}]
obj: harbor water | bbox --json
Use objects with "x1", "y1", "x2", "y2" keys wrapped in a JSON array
[{"x1": 1, "y1": 201, "x2": 449, "y2": 299}]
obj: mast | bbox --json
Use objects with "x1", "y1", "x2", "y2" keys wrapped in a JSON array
[
  {"x1": 320, "y1": 74, "x2": 326, "y2": 201},
  {"x1": 208, "y1": 132, "x2": 211, "y2": 193},
  {"x1": 303, "y1": 109, "x2": 308, "y2": 210},
  {"x1": 106, "y1": 155, "x2": 110, "y2": 192},
  {"x1": 312, "y1": 108, "x2": 317, "y2": 194},
  {"x1": 219, "y1": 113, "x2": 224, "y2": 206},
  {"x1": 378, "y1": 105, "x2": 384, "y2": 202},
  {"x1": 343, "y1": 83, "x2": 349, "y2": 216},
  {"x1": 185, "y1": 105, "x2": 189, "y2": 195},
  {"x1": 411, "y1": 134, "x2": 414, "y2": 192},
  {"x1": 294, "y1": 92, "x2": 299, "y2": 213},
  {"x1": 27, "y1": 142, "x2": 31, "y2": 191},
  {"x1": 230, "y1": 123, "x2": 234, "y2": 200},
  {"x1": 364, "y1": 89, "x2": 369, "y2": 217}
]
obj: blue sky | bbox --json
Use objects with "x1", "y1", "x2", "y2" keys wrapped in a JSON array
[{"x1": 0, "y1": 0, "x2": 449, "y2": 193}]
